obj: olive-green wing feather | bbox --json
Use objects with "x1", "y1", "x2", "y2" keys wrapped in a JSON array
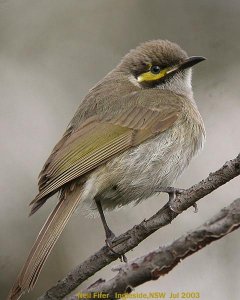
[{"x1": 31, "y1": 106, "x2": 179, "y2": 212}]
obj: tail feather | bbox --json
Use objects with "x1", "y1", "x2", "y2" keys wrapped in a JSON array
[{"x1": 8, "y1": 186, "x2": 83, "y2": 300}]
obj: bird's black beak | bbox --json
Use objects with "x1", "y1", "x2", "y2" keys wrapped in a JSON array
[
  {"x1": 166, "y1": 56, "x2": 206, "y2": 75},
  {"x1": 179, "y1": 56, "x2": 206, "y2": 70}
]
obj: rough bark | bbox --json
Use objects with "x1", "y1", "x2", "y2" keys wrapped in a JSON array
[{"x1": 66, "y1": 198, "x2": 240, "y2": 300}]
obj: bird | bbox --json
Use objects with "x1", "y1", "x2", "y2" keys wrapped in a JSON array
[{"x1": 8, "y1": 39, "x2": 206, "y2": 300}]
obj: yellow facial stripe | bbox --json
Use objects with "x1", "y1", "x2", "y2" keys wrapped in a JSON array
[{"x1": 137, "y1": 67, "x2": 169, "y2": 83}]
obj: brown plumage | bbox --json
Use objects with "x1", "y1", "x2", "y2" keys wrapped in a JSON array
[{"x1": 8, "y1": 40, "x2": 205, "y2": 299}]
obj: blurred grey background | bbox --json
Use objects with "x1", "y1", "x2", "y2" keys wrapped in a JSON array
[{"x1": 0, "y1": 0, "x2": 239, "y2": 299}]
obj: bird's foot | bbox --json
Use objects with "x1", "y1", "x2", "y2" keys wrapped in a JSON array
[
  {"x1": 105, "y1": 229, "x2": 128, "y2": 262},
  {"x1": 156, "y1": 187, "x2": 198, "y2": 214},
  {"x1": 156, "y1": 186, "x2": 185, "y2": 214},
  {"x1": 167, "y1": 187, "x2": 185, "y2": 214}
]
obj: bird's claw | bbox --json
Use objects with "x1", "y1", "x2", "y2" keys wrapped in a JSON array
[
  {"x1": 192, "y1": 203, "x2": 198, "y2": 213},
  {"x1": 161, "y1": 187, "x2": 198, "y2": 214},
  {"x1": 166, "y1": 187, "x2": 185, "y2": 214},
  {"x1": 105, "y1": 232, "x2": 128, "y2": 262}
]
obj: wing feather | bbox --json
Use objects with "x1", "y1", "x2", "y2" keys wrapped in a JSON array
[{"x1": 33, "y1": 106, "x2": 180, "y2": 206}]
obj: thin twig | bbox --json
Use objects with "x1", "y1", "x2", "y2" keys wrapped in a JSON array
[{"x1": 38, "y1": 153, "x2": 240, "y2": 300}]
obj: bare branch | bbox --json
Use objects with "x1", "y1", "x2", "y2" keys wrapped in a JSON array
[
  {"x1": 67, "y1": 198, "x2": 240, "y2": 300},
  {"x1": 39, "y1": 153, "x2": 240, "y2": 300}
]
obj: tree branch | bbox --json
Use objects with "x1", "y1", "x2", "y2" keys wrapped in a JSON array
[
  {"x1": 67, "y1": 198, "x2": 240, "y2": 300},
  {"x1": 39, "y1": 153, "x2": 240, "y2": 300}
]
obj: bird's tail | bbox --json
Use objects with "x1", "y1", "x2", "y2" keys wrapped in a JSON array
[{"x1": 7, "y1": 185, "x2": 83, "y2": 300}]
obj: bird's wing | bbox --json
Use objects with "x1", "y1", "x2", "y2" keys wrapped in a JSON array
[{"x1": 31, "y1": 105, "x2": 180, "y2": 212}]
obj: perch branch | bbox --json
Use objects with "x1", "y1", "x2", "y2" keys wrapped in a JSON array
[
  {"x1": 39, "y1": 153, "x2": 240, "y2": 300},
  {"x1": 67, "y1": 198, "x2": 240, "y2": 300}
]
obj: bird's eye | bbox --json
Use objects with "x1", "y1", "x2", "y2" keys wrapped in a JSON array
[{"x1": 150, "y1": 65, "x2": 161, "y2": 74}]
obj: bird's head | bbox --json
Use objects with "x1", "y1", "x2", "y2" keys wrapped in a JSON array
[{"x1": 117, "y1": 40, "x2": 205, "y2": 96}]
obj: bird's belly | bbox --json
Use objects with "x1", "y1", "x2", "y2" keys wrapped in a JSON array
[
  {"x1": 97, "y1": 125, "x2": 202, "y2": 210},
  {"x1": 79, "y1": 123, "x2": 205, "y2": 215}
]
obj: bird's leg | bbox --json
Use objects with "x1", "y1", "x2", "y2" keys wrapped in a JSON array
[
  {"x1": 95, "y1": 197, "x2": 116, "y2": 242},
  {"x1": 95, "y1": 197, "x2": 127, "y2": 262}
]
